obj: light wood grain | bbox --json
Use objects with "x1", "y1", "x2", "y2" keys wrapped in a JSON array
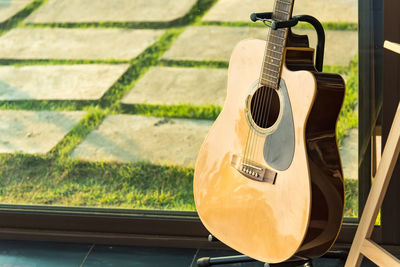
[
  {"x1": 194, "y1": 39, "x2": 316, "y2": 263},
  {"x1": 345, "y1": 103, "x2": 400, "y2": 267},
  {"x1": 384, "y1": 41, "x2": 400, "y2": 54},
  {"x1": 360, "y1": 239, "x2": 400, "y2": 267}
]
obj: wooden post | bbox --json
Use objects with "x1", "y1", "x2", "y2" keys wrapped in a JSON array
[{"x1": 345, "y1": 41, "x2": 400, "y2": 267}]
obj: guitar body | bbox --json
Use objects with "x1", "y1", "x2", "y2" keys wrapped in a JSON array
[{"x1": 194, "y1": 39, "x2": 345, "y2": 263}]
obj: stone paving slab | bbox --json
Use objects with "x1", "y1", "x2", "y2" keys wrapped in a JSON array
[
  {"x1": 0, "y1": 110, "x2": 86, "y2": 154},
  {"x1": 25, "y1": 0, "x2": 197, "y2": 23},
  {"x1": 0, "y1": 28, "x2": 164, "y2": 60},
  {"x1": 203, "y1": 0, "x2": 357, "y2": 23},
  {"x1": 121, "y1": 66, "x2": 227, "y2": 106},
  {"x1": 71, "y1": 115, "x2": 213, "y2": 166},
  {"x1": 162, "y1": 26, "x2": 357, "y2": 66},
  {"x1": 0, "y1": 64, "x2": 129, "y2": 100},
  {"x1": 339, "y1": 128, "x2": 357, "y2": 179},
  {"x1": 0, "y1": 0, "x2": 31, "y2": 23},
  {"x1": 292, "y1": 28, "x2": 358, "y2": 66}
]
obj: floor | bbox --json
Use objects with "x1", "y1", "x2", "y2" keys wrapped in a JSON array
[{"x1": 0, "y1": 239, "x2": 378, "y2": 267}]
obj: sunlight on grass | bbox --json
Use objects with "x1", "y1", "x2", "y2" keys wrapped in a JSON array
[{"x1": 0, "y1": 0, "x2": 359, "y2": 213}]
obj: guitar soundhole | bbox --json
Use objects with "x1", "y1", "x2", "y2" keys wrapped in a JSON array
[{"x1": 250, "y1": 86, "x2": 280, "y2": 129}]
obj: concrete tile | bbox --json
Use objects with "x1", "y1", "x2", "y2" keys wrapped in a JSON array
[
  {"x1": 163, "y1": 26, "x2": 357, "y2": 66},
  {"x1": 121, "y1": 66, "x2": 227, "y2": 106},
  {"x1": 71, "y1": 115, "x2": 213, "y2": 166},
  {"x1": 292, "y1": 28, "x2": 358, "y2": 66},
  {"x1": 26, "y1": 0, "x2": 197, "y2": 23},
  {"x1": 203, "y1": 0, "x2": 357, "y2": 23},
  {"x1": 0, "y1": 28, "x2": 165, "y2": 60},
  {"x1": 0, "y1": 0, "x2": 31, "y2": 23},
  {"x1": 0, "y1": 110, "x2": 86, "y2": 154},
  {"x1": 0, "y1": 64, "x2": 129, "y2": 100},
  {"x1": 339, "y1": 128, "x2": 358, "y2": 179},
  {"x1": 162, "y1": 26, "x2": 267, "y2": 62}
]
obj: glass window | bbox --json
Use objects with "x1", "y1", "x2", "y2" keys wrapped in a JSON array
[{"x1": 0, "y1": 0, "x2": 358, "y2": 220}]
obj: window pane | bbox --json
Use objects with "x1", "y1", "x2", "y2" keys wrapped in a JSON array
[{"x1": 0, "y1": 0, "x2": 357, "y2": 217}]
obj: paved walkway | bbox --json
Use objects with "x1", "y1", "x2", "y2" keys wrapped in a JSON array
[
  {"x1": 0, "y1": 0, "x2": 358, "y2": 174},
  {"x1": 0, "y1": 0, "x2": 31, "y2": 23},
  {"x1": 0, "y1": 64, "x2": 129, "y2": 100},
  {"x1": 0, "y1": 110, "x2": 85, "y2": 154},
  {"x1": 121, "y1": 66, "x2": 227, "y2": 106},
  {"x1": 203, "y1": 0, "x2": 358, "y2": 23},
  {"x1": 25, "y1": 0, "x2": 197, "y2": 23},
  {"x1": 0, "y1": 28, "x2": 164, "y2": 60},
  {"x1": 71, "y1": 115, "x2": 212, "y2": 166},
  {"x1": 163, "y1": 26, "x2": 358, "y2": 66}
]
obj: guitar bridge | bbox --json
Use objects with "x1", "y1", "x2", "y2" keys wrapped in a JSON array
[{"x1": 231, "y1": 154, "x2": 277, "y2": 184}]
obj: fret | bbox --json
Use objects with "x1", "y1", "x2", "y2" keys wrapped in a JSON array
[
  {"x1": 262, "y1": 72, "x2": 277, "y2": 79},
  {"x1": 274, "y1": 0, "x2": 293, "y2": 20},
  {"x1": 267, "y1": 54, "x2": 281, "y2": 61},
  {"x1": 264, "y1": 61, "x2": 280, "y2": 68},
  {"x1": 270, "y1": 34, "x2": 285, "y2": 40},
  {"x1": 275, "y1": 2, "x2": 291, "y2": 12},
  {"x1": 261, "y1": 77, "x2": 277, "y2": 84},
  {"x1": 266, "y1": 46, "x2": 282, "y2": 53},
  {"x1": 266, "y1": 57, "x2": 281, "y2": 64},
  {"x1": 259, "y1": 0, "x2": 294, "y2": 90},
  {"x1": 262, "y1": 70, "x2": 279, "y2": 78},
  {"x1": 262, "y1": 72, "x2": 278, "y2": 79},
  {"x1": 276, "y1": 0, "x2": 291, "y2": 4},
  {"x1": 270, "y1": 34, "x2": 284, "y2": 40},
  {"x1": 268, "y1": 54, "x2": 282, "y2": 61},
  {"x1": 270, "y1": 35, "x2": 285, "y2": 42},
  {"x1": 260, "y1": 77, "x2": 277, "y2": 87},
  {"x1": 275, "y1": 9, "x2": 289, "y2": 16},
  {"x1": 267, "y1": 44, "x2": 283, "y2": 51},
  {"x1": 267, "y1": 48, "x2": 282, "y2": 56},
  {"x1": 263, "y1": 68, "x2": 279, "y2": 75},
  {"x1": 264, "y1": 59, "x2": 280, "y2": 67},
  {"x1": 261, "y1": 77, "x2": 278, "y2": 85},
  {"x1": 275, "y1": 5, "x2": 290, "y2": 12},
  {"x1": 261, "y1": 76, "x2": 277, "y2": 83}
]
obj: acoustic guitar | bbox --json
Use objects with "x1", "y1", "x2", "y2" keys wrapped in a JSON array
[{"x1": 194, "y1": 0, "x2": 345, "y2": 263}]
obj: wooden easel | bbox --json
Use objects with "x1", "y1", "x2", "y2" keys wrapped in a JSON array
[{"x1": 345, "y1": 41, "x2": 400, "y2": 267}]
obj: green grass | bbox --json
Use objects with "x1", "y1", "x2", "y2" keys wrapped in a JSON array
[
  {"x1": 121, "y1": 104, "x2": 221, "y2": 120},
  {"x1": 0, "y1": 0, "x2": 359, "y2": 216},
  {"x1": 0, "y1": 0, "x2": 221, "y2": 211},
  {"x1": 0, "y1": 59, "x2": 130, "y2": 66},
  {"x1": 0, "y1": 0, "x2": 47, "y2": 36},
  {"x1": 0, "y1": 154, "x2": 195, "y2": 210},
  {"x1": 0, "y1": 100, "x2": 95, "y2": 111},
  {"x1": 100, "y1": 28, "x2": 185, "y2": 110},
  {"x1": 344, "y1": 178, "x2": 358, "y2": 217},
  {"x1": 159, "y1": 59, "x2": 229, "y2": 69},
  {"x1": 199, "y1": 21, "x2": 358, "y2": 31},
  {"x1": 336, "y1": 57, "x2": 358, "y2": 146},
  {"x1": 50, "y1": 107, "x2": 109, "y2": 158}
]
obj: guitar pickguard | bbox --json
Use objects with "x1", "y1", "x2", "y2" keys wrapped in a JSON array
[{"x1": 264, "y1": 79, "x2": 295, "y2": 171}]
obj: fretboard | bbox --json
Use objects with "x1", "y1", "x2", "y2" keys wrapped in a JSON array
[{"x1": 260, "y1": 0, "x2": 295, "y2": 89}]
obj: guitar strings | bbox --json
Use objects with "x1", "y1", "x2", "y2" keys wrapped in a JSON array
[
  {"x1": 249, "y1": 28, "x2": 274, "y2": 161},
  {"x1": 244, "y1": 22, "x2": 272, "y2": 162},
  {"x1": 248, "y1": 1, "x2": 280, "y2": 161},
  {"x1": 246, "y1": 0, "x2": 279, "y2": 162},
  {"x1": 246, "y1": 0, "x2": 292, "y2": 162}
]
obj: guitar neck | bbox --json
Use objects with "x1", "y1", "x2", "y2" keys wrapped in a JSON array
[{"x1": 260, "y1": 0, "x2": 295, "y2": 89}]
